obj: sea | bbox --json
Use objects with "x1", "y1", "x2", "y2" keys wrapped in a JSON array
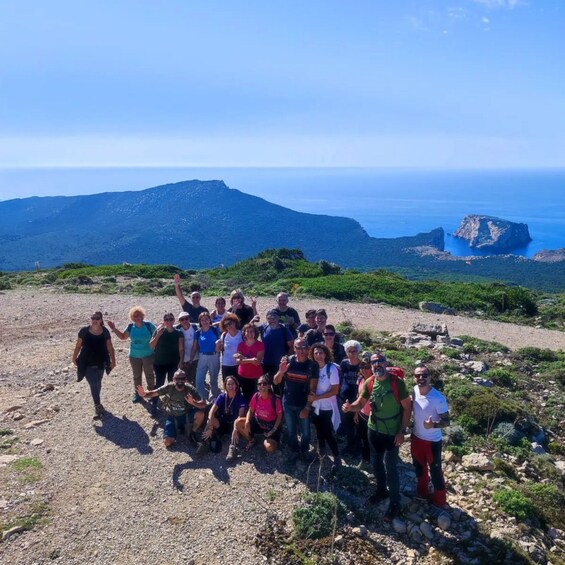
[{"x1": 1, "y1": 167, "x2": 564, "y2": 258}]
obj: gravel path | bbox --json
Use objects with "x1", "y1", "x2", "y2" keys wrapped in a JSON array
[{"x1": 0, "y1": 289, "x2": 563, "y2": 564}]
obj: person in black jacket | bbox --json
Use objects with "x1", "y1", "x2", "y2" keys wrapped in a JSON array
[{"x1": 72, "y1": 311, "x2": 116, "y2": 420}]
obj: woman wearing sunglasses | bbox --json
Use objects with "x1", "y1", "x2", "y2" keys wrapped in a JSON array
[
  {"x1": 72, "y1": 311, "x2": 116, "y2": 420},
  {"x1": 216, "y1": 313, "x2": 243, "y2": 382}
]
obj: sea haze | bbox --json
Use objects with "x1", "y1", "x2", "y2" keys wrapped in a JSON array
[{"x1": 0, "y1": 167, "x2": 563, "y2": 258}]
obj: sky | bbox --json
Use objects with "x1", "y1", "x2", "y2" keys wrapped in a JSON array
[{"x1": 0, "y1": 0, "x2": 564, "y2": 169}]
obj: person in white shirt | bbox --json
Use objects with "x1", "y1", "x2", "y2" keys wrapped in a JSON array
[
  {"x1": 411, "y1": 365, "x2": 450, "y2": 509},
  {"x1": 176, "y1": 312, "x2": 198, "y2": 385}
]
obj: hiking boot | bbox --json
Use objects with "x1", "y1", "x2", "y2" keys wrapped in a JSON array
[
  {"x1": 369, "y1": 489, "x2": 390, "y2": 504},
  {"x1": 196, "y1": 441, "x2": 209, "y2": 456},
  {"x1": 93, "y1": 404, "x2": 104, "y2": 419},
  {"x1": 226, "y1": 444, "x2": 237, "y2": 462},
  {"x1": 188, "y1": 431, "x2": 199, "y2": 446},
  {"x1": 384, "y1": 503, "x2": 401, "y2": 522},
  {"x1": 132, "y1": 392, "x2": 141, "y2": 403}
]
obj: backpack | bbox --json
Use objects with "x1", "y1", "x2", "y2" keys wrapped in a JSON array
[
  {"x1": 127, "y1": 321, "x2": 154, "y2": 336},
  {"x1": 368, "y1": 366, "x2": 405, "y2": 421}
]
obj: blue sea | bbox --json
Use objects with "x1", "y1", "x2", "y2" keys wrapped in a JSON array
[{"x1": 1, "y1": 167, "x2": 564, "y2": 258}]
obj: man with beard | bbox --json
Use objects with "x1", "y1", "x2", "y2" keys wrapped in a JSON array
[{"x1": 137, "y1": 369, "x2": 206, "y2": 449}]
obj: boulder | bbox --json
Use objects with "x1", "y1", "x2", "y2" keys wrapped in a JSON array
[
  {"x1": 418, "y1": 301, "x2": 455, "y2": 315},
  {"x1": 462, "y1": 453, "x2": 494, "y2": 472},
  {"x1": 464, "y1": 361, "x2": 488, "y2": 374},
  {"x1": 454, "y1": 215, "x2": 532, "y2": 252},
  {"x1": 411, "y1": 323, "x2": 449, "y2": 339}
]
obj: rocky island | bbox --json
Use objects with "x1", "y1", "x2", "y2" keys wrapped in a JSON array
[{"x1": 454, "y1": 214, "x2": 532, "y2": 252}]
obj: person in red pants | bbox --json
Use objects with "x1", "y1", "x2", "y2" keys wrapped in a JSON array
[{"x1": 411, "y1": 365, "x2": 450, "y2": 510}]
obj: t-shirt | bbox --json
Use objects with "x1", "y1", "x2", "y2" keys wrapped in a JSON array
[
  {"x1": 273, "y1": 307, "x2": 300, "y2": 335},
  {"x1": 125, "y1": 321, "x2": 156, "y2": 358},
  {"x1": 250, "y1": 393, "x2": 282, "y2": 427},
  {"x1": 313, "y1": 363, "x2": 340, "y2": 412},
  {"x1": 305, "y1": 328, "x2": 323, "y2": 346},
  {"x1": 177, "y1": 323, "x2": 198, "y2": 362},
  {"x1": 228, "y1": 304, "x2": 255, "y2": 326},
  {"x1": 221, "y1": 330, "x2": 242, "y2": 367},
  {"x1": 260, "y1": 324, "x2": 293, "y2": 366},
  {"x1": 361, "y1": 375, "x2": 409, "y2": 436},
  {"x1": 194, "y1": 326, "x2": 219, "y2": 354},
  {"x1": 412, "y1": 386, "x2": 449, "y2": 442},
  {"x1": 297, "y1": 322, "x2": 317, "y2": 335},
  {"x1": 340, "y1": 359, "x2": 361, "y2": 403},
  {"x1": 181, "y1": 300, "x2": 209, "y2": 324},
  {"x1": 153, "y1": 328, "x2": 183, "y2": 365},
  {"x1": 331, "y1": 342, "x2": 346, "y2": 365},
  {"x1": 282, "y1": 356, "x2": 318, "y2": 408},
  {"x1": 157, "y1": 382, "x2": 201, "y2": 417},
  {"x1": 213, "y1": 391, "x2": 247, "y2": 423},
  {"x1": 237, "y1": 340, "x2": 265, "y2": 379},
  {"x1": 359, "y1": 376, "x2": 374, "y2": 418},
  {"x1": 78, "y1": 326, "x2": 111, "y2": 366}
]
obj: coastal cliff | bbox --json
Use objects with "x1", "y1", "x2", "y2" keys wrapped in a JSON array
[{"x1": 454, "y1": 215, "x2": 531, "y2": 251}]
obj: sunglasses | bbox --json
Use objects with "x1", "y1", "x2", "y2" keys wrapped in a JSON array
[
  {"x1": 295, "y1": 345, "x2": 308, "y2": 350},
  {"x1": 91, "y1": 316, "x2": 102, "y2": 321},
  {"x1": 371, "y1": 359, "x2": 386, "y2": 365},
  {"x1": 258, "y1": 382, "x2": 269, "y2": 387},
  {"x1": 179, "y1": 317, "x2": 189, "y2": 322},
  {"x1": 164, "y1": 317, "x2": 174, "y2": 322},
  {"x1": 174, "y1": 379, "x2": 186, "y2": 384},
  {"x1": 323, "y1": 332, "x2": 335, "y2": 336}
]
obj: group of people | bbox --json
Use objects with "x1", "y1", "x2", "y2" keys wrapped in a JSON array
[{"x1": 72, "y1": 278, "x2": 450, "y2": 520}]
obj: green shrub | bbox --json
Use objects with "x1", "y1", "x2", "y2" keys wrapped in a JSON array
[
  {"x1": 517, "y1": 347, "x2": 557, "y2": 363},
  {"x1": 523, "y1": 483, "x2": 565, "y2": 529},
  {"x1": 493, "y1": 458, "x2": 519, "y2": 480},
  {"x1": 488, "y1": 368, "x2": 518, "y2": 388},
  {"x1": 491, "y1": 422, "x2": 525, "y2": 447},
  {"x1": 292, "y1": 492, "x2": 339, "y2": 540},
  {"x1": 459, "y1": 335, "x2": 509, "y2": 354},
  {"x1": 493, "y1": 488, "x2": 535, "y2": 521},
  {"x1": 0, "y1": 279, "x2": 12, "y2": 290}
]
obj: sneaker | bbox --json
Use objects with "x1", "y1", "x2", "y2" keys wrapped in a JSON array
[
  {"x1": 93, "y1": 404, "x2": 104, "y2": 419},
  {"x1": 384, "y1": 503, "x2": 401, "y2": 522},
  {"x1": 196, "y1": 442, "x2": 209, "y2": 456},
  {"x1": 132, "y1": 392, "x2": 141, "y2": 403},
  {"x1": 226, "y1": 444, "x2": 237, "y2": 462},
  {"x1": 368, "y1": 489, "x2": 390, "y2": 504}
]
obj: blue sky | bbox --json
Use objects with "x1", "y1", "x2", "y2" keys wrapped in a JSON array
[{"x1": 0, "y1": 0, "x2": 564, "y2": 168}]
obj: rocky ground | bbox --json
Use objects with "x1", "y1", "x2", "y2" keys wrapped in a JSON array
[{"x1": 0, "y1": 289, "x2": 564, "y2": 565}]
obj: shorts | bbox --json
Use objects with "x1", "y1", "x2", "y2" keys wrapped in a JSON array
[
  {"x1": 250, "y1": 419, "x2": 281, "y2": 443},
  {"x1": 163, "y1": 408, "x2": 198, "y2": 439},
  {"x1": 217, "y1": 419, "x2": 235, "y2": 436}
]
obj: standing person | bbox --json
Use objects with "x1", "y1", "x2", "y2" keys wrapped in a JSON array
[
  {"x1": 308, "y1": 344, "x2": 342, "y2": 474},
  {"x1": 176, "y1": 312, "x2": 198, "y2": 385},
  {"x1": 234, "y1": 376, "x2": 283, "y2": 456},
  {"x1": 274, "y1": 337, "x2": 318, "y2": 463},
  {"x1": 136, "y1": 370, "x2": 206, "y2": 449},
  {"x1": 322, "y1": 324, "x2": 345, "y2": 364},
  {"x1": 297, "y1": 309, "x2": 317, "y2": 337},
  {"x1": 273, "y1": 292, "x2": 301, "y2": 337},
  {"x1": 150, "y1": 313, "x2": 184, "y2": 415},
  {"x1": 217, "y1": 313, "x2": 242, "y2": 381},
  {"x1": 339, "y1": 340, "x2": 363, "y2": 456},
  {"x1": 305, "y1": 309, "x2": 328, "y2": 346},
  {"x1": 210, "y1": 297, "x2": 227, "y2": 326},
  {"x1": 234, "y1": 323, "x2": 265, "y2": 403},
  {"x1": 228, "y1": 289, "x2": 258, "y2": 326},
  {"x1": 72, "y1": 311, "x2": 116, "y2": 419},
  {"x1": 411, "y1": 365, "x2": 450, "y2": 511},
  {"x1": 201, "y1": 376, "x2": 247, "y2": 459},
  {"x1": 259, "y1": 309, "x2": 294, "y2": 378},
  {"x1": 354, "y1": 352, "x2": 374, "y2": 471},
  {"x1": 173, "y1": 274, "x2": 209, "y2": 323},
  {"x1": 189, "y1": 312, "x2": 220, "y2": 402},
  {"x1": 108, "y1": 306, "x2": 155, "y2": 403},
  {"x1": 342, "y1": 352, "x2": 412, "y2": 521}
]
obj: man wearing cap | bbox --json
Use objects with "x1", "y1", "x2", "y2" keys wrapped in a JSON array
[
  {"x1": 259, "y1": 309, "x2": 294, "y2": 378},
  {"x1": 176, "y1": 312, "x2": 198, "y2": 385},
  {"x1": 411, "y1": 365, "x2": 450, "y2": 510},
  {"x1": 136, "y1": 369, "x2": 206, "y2": 449},
  {"x1": 342, "y1": 352, "x2": 412, "y2": 521},
  {"x1": 173, "y1": 274, "x2": 209, "y2": 323},
  {"x1": 273, "y1": 292, "x2": 301, "y2": 338}
]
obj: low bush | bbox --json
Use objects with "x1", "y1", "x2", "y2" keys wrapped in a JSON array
[
  {"x1": 292, "y1": 492, "x2": 339, "y2": 540},
  {"x1": 487, "y1": 368, "x2": 518, "y2": 388},
  {"x1": 517, "y1": 347, "x2": 557, "y2": 363},
  {"x1": 493, "y1": 488, "x2": 536, "y2": 521},
  {"x1": 523, "y1": 483, "x2": 565, "y2": 529}
]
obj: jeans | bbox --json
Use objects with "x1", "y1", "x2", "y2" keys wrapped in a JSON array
[
  {"x1": 85, "y1": 366, "x2": 104, "y2": 405},
  {"x1": 368, "y1": 428, "x2": 400, "y2": 505},
  {"x1": 196, "y1": 353, "x2": 220, "y2": 401},
  {"x1": 283, "y1": 401, "x2": 311, "y2": 454}
]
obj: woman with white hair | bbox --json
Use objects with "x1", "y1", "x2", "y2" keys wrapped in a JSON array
[{"x1": 339, "y1": 339, "x2": 363, "y2": 457}]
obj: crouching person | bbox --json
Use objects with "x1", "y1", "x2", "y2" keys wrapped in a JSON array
[
  {"x1": 200, "y1": 376, "x2": 247, "y2": 458},
  {"x1": 234, "y1": 376, "x2": 282, "y2": 457},
  {"x1": 136, "y1": 369, "x2": 206, "y2": 449}
]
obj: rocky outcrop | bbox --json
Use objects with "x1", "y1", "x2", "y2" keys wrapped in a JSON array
[
  {"x1": 454, "y1": 215, "x2": 531, "y2": 251},
  {"x1": 533, "y1": 248, "x2": 565, "y2": 262}
]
